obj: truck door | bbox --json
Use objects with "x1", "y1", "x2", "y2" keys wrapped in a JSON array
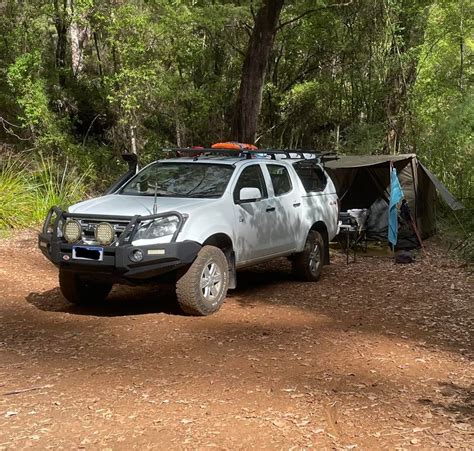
[
  {"x1": 232, "y1": 164, "x2": 275, "y2": 264},
  {"x1": 264, "y1": 163, "x2": 302, "y2": 253}
]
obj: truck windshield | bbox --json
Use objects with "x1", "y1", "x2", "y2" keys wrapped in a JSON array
[{"x1": 120, "y1": 162, "x2": 235, "y2": 198}]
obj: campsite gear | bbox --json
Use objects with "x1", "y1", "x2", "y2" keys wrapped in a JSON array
[
  {"x1": 400, "y1": 199, "x2": 411, "y2": 222},
  {"x1": 339, "y1": 212, "x2": 358, "y2": 228},
  {"x1": 325, "y1": 154, "x2": 463, "y2": 248},
  {"x1": 400, "y1": 199, "x2": 426, "y2": 253},
  {"x1": 211, "y1": 142, "x2": 258, "y2": 150},
  {"x1": 395, "y1": 250, "x2": 415, "y2": 264},
  {"x1": 347, "y1": 208, "x2": 369, "y2": 232},
  {"x1": 388, "y1": 165, "x2": 404, "y2": 247},
  {"x1": 338, "y1": 209, "x2": 369, "y2": 264}
]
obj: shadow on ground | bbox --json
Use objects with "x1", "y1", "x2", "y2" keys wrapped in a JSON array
[
  {"x1": 25, "y1": 262, "x2": 294, "y2": 318},
  {"x1": 26, "y1": 284, "x2": 183, "y2": 317},
  {"x1": 418, "y1": 382, "x2": 474, "y2": 423},
  {"x1": 231, "y1": 256, "x2": 473, "y2": 358},
  {"x1": 25, "y1": 250, "x2": 473, "y2": 360}
]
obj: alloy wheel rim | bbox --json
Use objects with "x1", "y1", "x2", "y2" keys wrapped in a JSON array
[
  {"x1": 200, "y1": 260, "x2": 223, "y2": 304},
  {"x1": 309, "y1": 243, "x2": 321, "y2": 274}
]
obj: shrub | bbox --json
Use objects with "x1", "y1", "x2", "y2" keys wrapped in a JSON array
[
  {"x1": 0, "y1": 154, "x2": 91, "y2": 230},
  {"x1": 31, "y1": 155, "x2": 91, "y2": 223},
  {"x1": 0, "y1": 156, "x2": 35, "y2": 229}
]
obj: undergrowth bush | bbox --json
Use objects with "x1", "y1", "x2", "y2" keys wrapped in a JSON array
[
  {"x1": 0, "y1": 157, "x2": 35, "y2": 229},
  {"x1": 32, "y1": 156, "x2": 91, "y2": 223},
  {"x1": 436, "y1": 200, "x2": 474, "y2": 264},
  {"x1": 0, "y1": 154, "x2": 91, "y2": 230}
]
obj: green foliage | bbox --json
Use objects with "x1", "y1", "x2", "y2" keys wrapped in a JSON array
[
  {"x1": 343, "y1": 123, "x2": 388, "y2": 156},
  {"x1": 0, "y1": 157, "x2": 35, "y2": 229},
  {"x1": 436, "y1": 202, "x2": 474, "y2": 264},
  {"x1": 6, "y1": 52, "x2": 78, "y2": 155},
  {"x1": 0, "y1": 154, "x2": 91, "y2": 230},
  {"x1": 0, "y1": 0, "x2": 471, "y2": 240},
  {"x1": 416, "y1": 95, "x2": 473, "y2": 199},
  {"x1": 6, "y1": 52, "x2": 48, "y2": 129},
  {"x1": 31, "y1": 155, "x2": 92, "y2": 223},
  {"x1": 412, "y1": 0, "x2": 474, "y2": 199}
]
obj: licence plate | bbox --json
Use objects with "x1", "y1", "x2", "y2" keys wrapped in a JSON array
[{"x1": 72, "y1": 246, "x2": 104, "y2": 261}]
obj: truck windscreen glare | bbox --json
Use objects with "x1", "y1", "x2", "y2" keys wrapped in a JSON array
[{"x1": 120, "y1": 162, "x2": 235, "y2": 198}]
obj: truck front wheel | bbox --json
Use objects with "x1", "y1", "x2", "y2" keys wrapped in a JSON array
[
  {"x1": 292, "y1": 230, "x2": 324, "y2": 282},
  {"x1": 176, "y1": 246, "x2": 229, "y2": 316},
  {"x1": 59, "y1": 270, "x2": 112, "y2": 305}
]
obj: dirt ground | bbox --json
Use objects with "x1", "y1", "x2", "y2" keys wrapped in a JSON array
[{"x1": 0, "y1": 232, "x2": 472, "y2": 450}]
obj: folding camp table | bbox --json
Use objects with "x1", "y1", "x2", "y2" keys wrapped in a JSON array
[
  {"x1": 338, "y1": 209, "x2": 369, "y2": 264},
  {"x1": 338, "y1": 224, "x2": 367, "y2": 263}
]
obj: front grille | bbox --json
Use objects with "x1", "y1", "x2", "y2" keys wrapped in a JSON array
[{"x1": 77, "y1": 219, "x2": 130, "y2": 244}]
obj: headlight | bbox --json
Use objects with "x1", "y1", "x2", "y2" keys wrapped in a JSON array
[
  {"x1": 133, "y1": 215, "x2": 180, "y2": 243},
  {"x1": 63, "y1": 219, "x2": 82, "y2": 243}
]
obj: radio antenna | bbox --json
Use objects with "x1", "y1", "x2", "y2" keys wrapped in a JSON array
[{"x1": 153, "y1": 164, "x2": 158, "y2": 215}]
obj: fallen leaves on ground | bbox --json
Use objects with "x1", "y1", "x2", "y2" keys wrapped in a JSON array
[{"x1": 0, "y1": 232, "x2": 472, "y2": 449}]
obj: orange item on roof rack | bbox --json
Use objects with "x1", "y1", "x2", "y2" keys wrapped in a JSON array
[{"x1": 211, "y1": 142, "x2": 258, "y2": 150}]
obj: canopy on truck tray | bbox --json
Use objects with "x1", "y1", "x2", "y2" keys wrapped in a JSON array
[{"x1": 325, "y1": 154, "x2": 463, "y2": 241}]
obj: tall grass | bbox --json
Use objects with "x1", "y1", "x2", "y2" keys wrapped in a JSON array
[
  {"x1": 0, "y1": 157, "x2": 36, "y2": 229},
  {"x1": 0, "y1": 154, "x2": 91, "y2": 230},
  {"x1": 32, "y1": 156, "x2": 91, "y2": 223},
  {"x1": 437, "y1": 202, "x2": 474, "y2": 265}
]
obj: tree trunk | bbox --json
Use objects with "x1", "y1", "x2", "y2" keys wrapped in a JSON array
[
  {"x1": 93, "y1": 31, "x2": 103, "y2": 79},
  {"x1": 68, "y1": 0, "x2": 80, "y2": 75},
  {"x1": 53, "y1": 0, "x2": 68, "y2": 87},
  {"x1": 384, "y1": 2, "x2": 429, "y2": 153},
  {"x1": 130, "y1": 125, "x2": 137, "y2": 155},
  {"x1": 232, "y1": 0, "x2": 284, "y2": 144},
  {"x1": 459, "y1": 3, "x2": 465, "y2": 94}
]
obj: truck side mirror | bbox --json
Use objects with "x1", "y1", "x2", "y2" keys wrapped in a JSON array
[
  {"x1": 104, "y1": 153, "x2": 139, "y2": 195},
  {"x1": 122, "y1": 153, "x2": 138, "y2": 173},
  {"x1": 239, "y1": 187, "x2": 262, "y2": 202}
]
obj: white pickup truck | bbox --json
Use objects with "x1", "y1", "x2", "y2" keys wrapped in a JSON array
[{"x1": 39, "y1": 150, "x2": 339, "y2": 315}]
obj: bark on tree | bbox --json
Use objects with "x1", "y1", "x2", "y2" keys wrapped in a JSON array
[
  {"x1": 384, "y1": 2, "x2": 428, "y2": 154},
  {"x1": 93, "y1": 32, "x2": 103, "y2": 79},
  {"x1": 232, "y1": 0, "x2": 284, "y2": 144},
  {"x1": 53, "y1": 0, "x2": 68, "y2": 87},
  {"x1": 68, "y1": 0, "x2": 89, "y2": 77}
]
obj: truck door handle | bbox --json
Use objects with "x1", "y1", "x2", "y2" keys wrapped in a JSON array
[
  {"x1": 293, "y1": 202, "x2": 301, "y2": 207},
  {"x1": 266, "y1": 207, "x2": 276, "y2": 212}
]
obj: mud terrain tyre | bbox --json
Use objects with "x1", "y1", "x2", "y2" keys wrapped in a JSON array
[
  {"x1": 292, "y1": 230, "x2": 324, "y2": 282},
  {"x1": 59, "y1": 270, "x2": 112, "y2": 305},
  {"x1": 176, "y1": 246, "x2": 229, "y2": 316}
]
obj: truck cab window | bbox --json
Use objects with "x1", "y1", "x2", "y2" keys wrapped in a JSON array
[
  {"x1": 267, "y1": 164, "x2": 292, "y2": 196},
  {"x1": 293, "y1": 162, "x2": 327, "y2": 192},
  {"x1": 233, "y1": 165, "x2": 268, "y2": 202}
]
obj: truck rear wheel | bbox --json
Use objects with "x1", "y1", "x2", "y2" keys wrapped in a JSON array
[
  {"x1": 59, "y1": 270, "x2": 112, "y2": 305},
  {"x1": 292, "y1": 230, "x2": 324, "y2": 282},
  {"x1": 176, "y1": 246, "x2": 229, "y2": 316}
]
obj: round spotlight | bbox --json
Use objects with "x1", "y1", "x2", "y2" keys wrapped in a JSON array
[
  {"x1": 63, "y1": 219, "x2": 82, "y2": 243},
  {"x1": 130, "y1": 249, "x2": 144, "y2": 262},
  {"x1": 95, "y1": 222, "x2": 115, "y2": 246}
]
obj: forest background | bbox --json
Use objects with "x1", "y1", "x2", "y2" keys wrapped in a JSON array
[{"x1": 0, "y1": 0, "x2": 472, "y2": 247}]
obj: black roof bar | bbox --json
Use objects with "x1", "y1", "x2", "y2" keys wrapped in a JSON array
[{"x1": 162, "y1": 147, "x2": 338, "y2": 162}]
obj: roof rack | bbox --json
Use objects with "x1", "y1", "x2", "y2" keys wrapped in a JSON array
[{"x1": 162, "y1": 147, "x2": 339, "y2": 163}]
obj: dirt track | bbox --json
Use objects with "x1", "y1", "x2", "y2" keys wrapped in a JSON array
[{"x1": 0, "y1": 232, "x2": 472, "y2": 449}]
